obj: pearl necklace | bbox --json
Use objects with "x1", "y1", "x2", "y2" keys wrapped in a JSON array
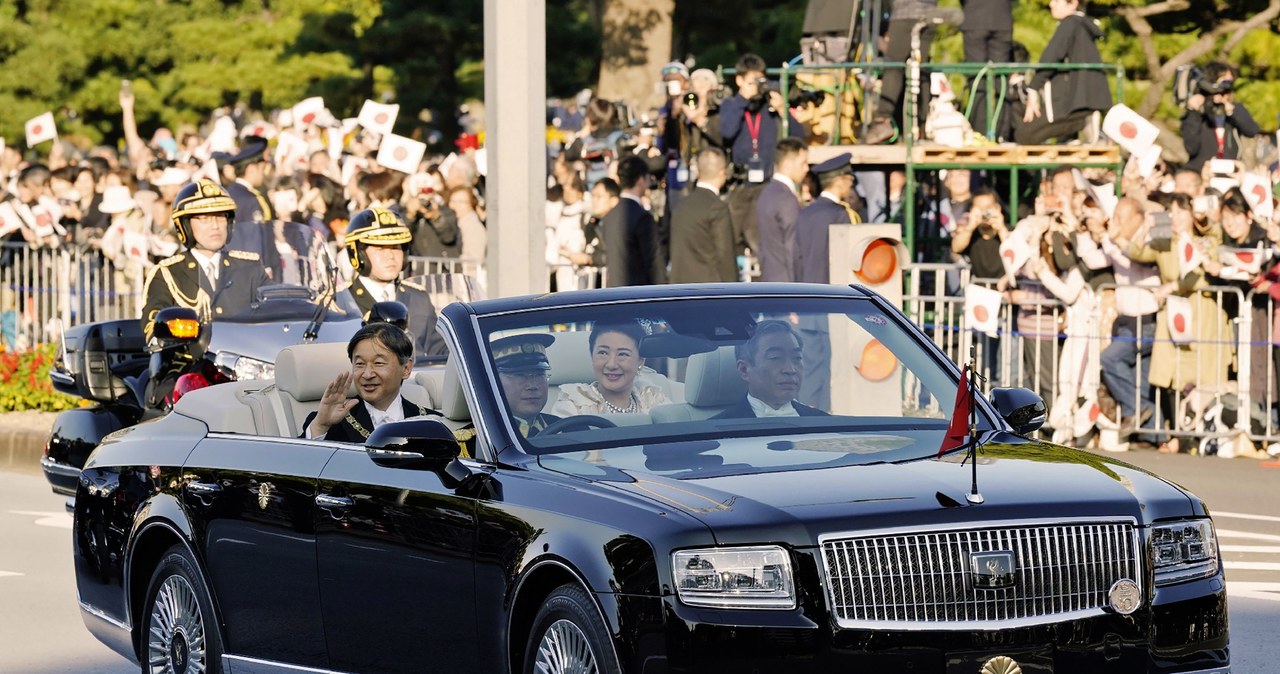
[{"x1": 593, "y1": 382, "x2": 638, "y2": 413}]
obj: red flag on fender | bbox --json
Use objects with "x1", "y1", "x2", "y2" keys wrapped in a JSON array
[{"x1": 939, "y1": 364, "x2": 973, "y2": 457}]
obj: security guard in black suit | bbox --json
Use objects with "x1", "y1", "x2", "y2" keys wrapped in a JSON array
[
  {"x1": 140, "y1": 179, "x2": 268, "y2": 341},
  {"x1": 334, "y1": 207, "x2": 449, "y2": 359},
  {"x1": 452, "y1": 333, "x2": 561, "y2": 458}
]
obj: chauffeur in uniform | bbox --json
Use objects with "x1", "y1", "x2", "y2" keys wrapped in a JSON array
[
  {"x1": 335, "y1": 207, "x2": 448, "y2": 359},
  {"x1": 139, "y1": 179, "x2": 269, "y2": 340},
  {"x1": 453, "y1": 334, "x2": 562, "y2": 458}
]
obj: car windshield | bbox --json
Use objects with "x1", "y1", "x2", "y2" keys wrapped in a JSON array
[
  {"x1": 476, "y1": 295, "x2": 988, "y2": 475},
  {"x1": 216, "y1": 220, "x2": 342, "y2": 323}
]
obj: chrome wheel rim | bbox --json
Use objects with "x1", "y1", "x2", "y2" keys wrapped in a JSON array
[
  {"x1": 147, "y1": 574, "x2": 207, "y2": 674},
  {"x1": 533, "y1": 618, "x2": 598, "y2": 674}
]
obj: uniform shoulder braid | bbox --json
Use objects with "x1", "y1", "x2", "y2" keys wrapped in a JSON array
[
  {"x1": 159, "y1": 253, "x2": 186, "y2": 267},
  {"x1": 399, "y1": 279, "x2": 427, "y2": 292},
  {"x1": 226, "y1": 250, "x2": 261, "y2": 261}
]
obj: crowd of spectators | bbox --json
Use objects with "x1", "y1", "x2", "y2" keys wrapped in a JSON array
[{"x1": 2, "y1": 14, "x2": 1279, "y2": 455}]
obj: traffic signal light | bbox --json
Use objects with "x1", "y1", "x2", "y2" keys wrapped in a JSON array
[{"x1": 828, "y1": 224, "x2": 907, "y2": 415}]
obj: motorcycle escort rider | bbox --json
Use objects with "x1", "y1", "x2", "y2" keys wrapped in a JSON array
[
  {"x1": 335, "y1": 206, "x2": 449, "y2": 359},
  {"x1": 140, "y1": 179, "x2": 268, "y2": 340}
]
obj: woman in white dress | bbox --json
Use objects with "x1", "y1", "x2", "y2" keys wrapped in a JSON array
[{"x1": 552, "y1": 320, "x2": 671, "y2": 416}]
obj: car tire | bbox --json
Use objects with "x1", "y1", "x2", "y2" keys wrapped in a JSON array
[
  {"x1": 141, "y1": 544, "x2": 224, "y2": 674},
  {"x1": 524, "y1": 583, "x2": 621, "y2": 674}
]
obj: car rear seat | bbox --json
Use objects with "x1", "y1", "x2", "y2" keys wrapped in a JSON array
[
  {"x1": 648, "y1": 346, "x2": 745, "y2": 423},
  {"x1": 173, "y1": 379, "x2": 276, "y2": 434}
]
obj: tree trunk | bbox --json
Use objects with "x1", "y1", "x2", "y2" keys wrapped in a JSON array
[
  {"x1": 1120, "y1": 0, "x2": 1280, "y2": 119},
  {"x1": 595, "y1": 0, "x2": 675, "y2": 115}
]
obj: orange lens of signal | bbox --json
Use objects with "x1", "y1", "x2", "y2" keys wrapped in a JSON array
[
  {"x1": 858, "y1": 339, "x2": 897, "y2": 382},
  {"x1": 166, "y1": 318, "x2": 201, "y2": 339},
  {"x1": 856, "y1": 239, "x2": 898, "y2": 285}
]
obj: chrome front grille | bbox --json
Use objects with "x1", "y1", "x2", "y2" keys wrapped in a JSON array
[{"x1": 819, "y1": 520, "x2": 1141, "y2": 629}]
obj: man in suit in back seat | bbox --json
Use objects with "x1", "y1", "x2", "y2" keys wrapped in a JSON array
[
  {"x1": 302, "y1": 322, "x2": 442, "y2": 445},
  {"x1": 713, "y1": 319, "x2": 829, "y2": 419}
]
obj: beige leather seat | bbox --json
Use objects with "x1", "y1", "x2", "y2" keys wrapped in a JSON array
[
  {"x1": 173, "y1": 380, "x2": 277, "y2": 434},
  {"x1": 649, "y1": 346, "x2": 744, "y2": 424}
]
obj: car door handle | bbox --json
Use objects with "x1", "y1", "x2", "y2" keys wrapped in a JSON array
[
  {"x1": 187, "y1": 482, "x2": 223, "y2": 495},
  {"x1": 315, "y1": 494, "x2": 353, "y2": 509}
]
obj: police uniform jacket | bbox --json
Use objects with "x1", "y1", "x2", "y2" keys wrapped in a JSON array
[
  {"x1": 335, "y1": 278, "x2": 449, "y2": 359},
  {"x1": 451, "y1": 412, "x2": 559, "y2": 459},
  {"x1": 140, "y1": 249, "x2": 269, "y2": 340},
  {"x1": 755, "y1": 178, "x2": 802, "y2": 282},
  {"x1": 301, "y1": 398, "x2": 437, "y2": 444},
  {"x1": 794, "y1": 195, "x2": 858, "y2": 285}
]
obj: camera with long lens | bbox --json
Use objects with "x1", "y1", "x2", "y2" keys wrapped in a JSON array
[
  {"x1": 1173, "y1": 64, "x2": 1235, "y2": 112},
  {"x1": 745, "y1": 76, "x2": 826, "y2": 113}
]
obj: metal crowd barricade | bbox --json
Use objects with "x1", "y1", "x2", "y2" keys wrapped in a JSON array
[
  {"x1": 0, "y1": 242, "x2": 145, "y2": 350},
  {"x1": 1249, "y1": 289, "x2": 1280, "y2": 448},
  {"x1": 404, "y1": 255, "x2": 483, "y2": 279}
]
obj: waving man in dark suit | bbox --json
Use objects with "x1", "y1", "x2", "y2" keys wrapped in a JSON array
[{"x1": 303, "y1": 322, "x2": 439, "y2": 444}]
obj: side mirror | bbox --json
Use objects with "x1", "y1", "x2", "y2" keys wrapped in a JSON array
[
  {"x1": 989, "y1": 388, "x2": 1047, "y2": 435},
  {"x1": 366, "y1": 418, "x2": 463, "y2": 474}
]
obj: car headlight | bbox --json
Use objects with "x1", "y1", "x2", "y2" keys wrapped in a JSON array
[
  {"x1": 1151, "y1": 519, "x2": 1219, "y2": 586},
  {"x1": 672, "y1": 546, "x2": 795, "y2": 609},
  {"x1": 215, "y1": 352, "x2": 275, "y2": 381}
]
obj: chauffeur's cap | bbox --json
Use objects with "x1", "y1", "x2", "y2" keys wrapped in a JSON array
[
  {"x1": 811, "y1": 153, "x2": 853, "y2": 181},
  {"x1": 490, "y1": 334, "x2": 555, "y2": 372}
]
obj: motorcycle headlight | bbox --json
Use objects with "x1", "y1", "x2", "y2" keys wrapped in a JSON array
[
  {"x1": 1150, "y1": 519, "x2": 1219, "y2": 586},
  {"x1": 672, "y1": 546, "x2": 795, "y2": 609},
  {"x1": 214, "y1": 352, "x2": 275, "y2": 381}
]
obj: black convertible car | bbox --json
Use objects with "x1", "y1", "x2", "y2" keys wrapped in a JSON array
[{"x1": 72, "y1": 284, "x2": 1229, "y2": 674}]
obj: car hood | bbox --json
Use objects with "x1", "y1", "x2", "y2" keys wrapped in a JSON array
[{"x1": 563, "y1": 432, "x2": 1199, "y2": 547}]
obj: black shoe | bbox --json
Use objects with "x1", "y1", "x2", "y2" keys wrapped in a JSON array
[{"x1": 862, "y1": 120, "x2": 897, "y2": 145}]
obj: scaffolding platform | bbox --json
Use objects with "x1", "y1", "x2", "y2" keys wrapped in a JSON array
[{"x1": 808, "y1": 142, "x2": 1120, "y2": 168}]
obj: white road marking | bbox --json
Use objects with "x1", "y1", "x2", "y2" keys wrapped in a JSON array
[
  {"x1": 1213, "y1": 511, "x2": 1280, "y2": 524},
  {"x1": 8, "y1": 510, "x2": 72, "y2": 529},
  {"x1": 1226, "y1": 581, "x2": 1280, "y2": 602},
  {"x1": 0, "y1": 571, "x2": 21, "y2": 578},
  {"x1": 1220, "y1": 545, "x2": 1280, "y2": 554},
  {"x1": 1223, "y1": 562, "x2": 1280, "y2": 572},
  {"x1": 1216, "y1": 528, "x2": 1280, "y2": 542}
]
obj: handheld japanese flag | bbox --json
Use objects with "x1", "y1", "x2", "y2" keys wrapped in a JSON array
[
  {"x1": 193, "y1": 158, "x2": 220, "y2": 185},
  {"x1": 1085, "y1": 180, "x2": 1118, "y2": 219},
  {"x1": 1166, "y1": 295, "x2": 1193, "y2": 344},
  {"x1": 207, "y1": 116, "x2": 238, "y2": 154},
  {"x1": 1102, "y1": 104, "x2": 1159, "y2": 156},
  {"x1": 0, "y1": 202, "x2": 20, "y2": 238},
  {"x1": 964, "y1": 284, "x2": 1002, "y2": 337},
  {"x1": 938, "y1": 364, "x2": 973, "y2": 457},
  {"x1": 1241, "y1": 172, "x2": 1274, "y2": 220},
  {"x1": 376, "y1": 133, "x2": 426, "y2": 175},
  {"x1": 998, "y1": 232, "x2": 1030, "y2": 277},
  {"x1": 358, "y1": 100, "x2": 400, "y2": 137},
  {"x1": 25, "y1": 112, "x2": 56, "y2": 147},
  {"x1": 1136, "y1": 144, "x2": 1163, "y2": 179},
  {"x1": 1219, "y1": 245, "x2": 1265, "y2": 276},
  {"x1": 1176, "y1": 235, "x2": 1203, "y2": 279},
  {"x1": 930, "y1": 72, "x2": 956, "y2": 103},
  {"x1": 291, "y1": 97, "x2": 326, "y2": 128}
]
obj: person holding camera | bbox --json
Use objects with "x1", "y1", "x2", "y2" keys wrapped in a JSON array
[
  {"x1": 950, "y1": 188, "x2": 1009, "y2": 280},
  {"x1": 720, "y1": 53, "x2": 805, "y2": 184},
  {"x1": 1181, "y1": 62, "x2": 1260, "y2": 173}
]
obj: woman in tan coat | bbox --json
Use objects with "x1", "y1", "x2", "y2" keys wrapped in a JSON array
[{"x1": 1123, "y1": 194, "x2": 1231, "y2": 452}]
